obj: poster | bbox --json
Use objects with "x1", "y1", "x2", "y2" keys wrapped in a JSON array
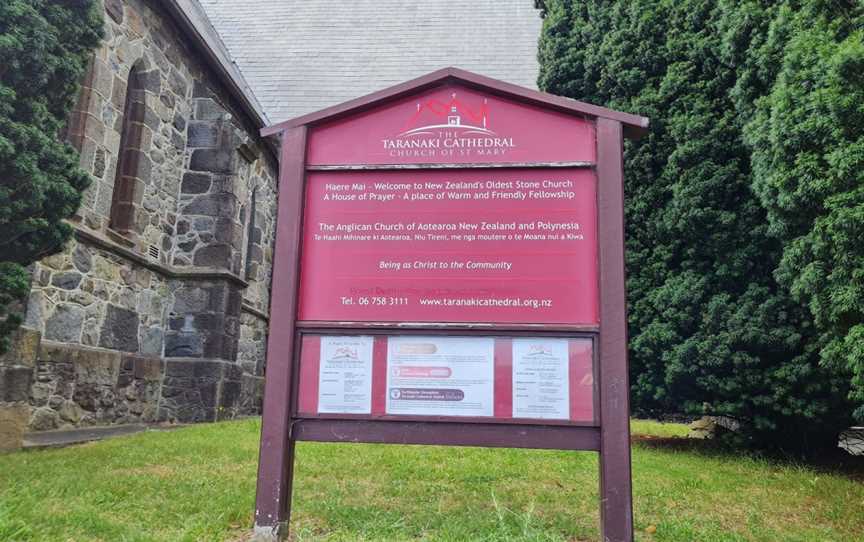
[
  {"x1": 317, "y1": 336, "x2": 374, "y2": 414},
  {"x1": 512, "y1": 338, "x2": 569, "y2": 419},
  {"x1": 386, "y1": 336, "x2": 494, "y2": 417}
]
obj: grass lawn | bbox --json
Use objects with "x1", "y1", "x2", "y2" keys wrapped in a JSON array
[{"x1": 0, "y1": 419, "x2": 862, "y2": 541}]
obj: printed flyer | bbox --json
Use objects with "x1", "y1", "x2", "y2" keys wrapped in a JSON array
[
  {"x1": 386, "y1": 336, "x2": 494, "y2": 417},
  {"x1": 317, "y1": 336, "x2": 374, "y2": 414},
  {"x1": 512, "y1": 338, "x2": 569, "y2": 419}
]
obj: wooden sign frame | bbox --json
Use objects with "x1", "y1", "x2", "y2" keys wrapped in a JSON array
[{"x1": 253, "y1": 68, "x2": 648, "y2": 542}]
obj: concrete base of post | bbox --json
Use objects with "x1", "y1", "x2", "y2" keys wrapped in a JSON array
[{"x1": 250, "y1": 522, "x2": 287, "y2": 541}]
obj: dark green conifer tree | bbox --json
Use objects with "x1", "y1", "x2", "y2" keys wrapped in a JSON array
[
  {"x1": 726, "y1": 1, "x2": 864, "y2": 421},
  {"x1": 0, "y1": 1, "x2": 103, "y2": 353},
  {"x1": 538, "y1": 0, "x2": 855, "y2": 453}
]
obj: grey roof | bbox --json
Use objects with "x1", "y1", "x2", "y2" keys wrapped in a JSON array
[
  {"x1": 197, "y1": 0, "x2": 543, "y2": 124},
  {"x1": 167, "y1": 0, "x2": 269, "y2": 125}
]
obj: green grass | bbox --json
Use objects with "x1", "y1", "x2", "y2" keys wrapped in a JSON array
[{"x1": 0, "y1": 419, "x2": 861, "y2": 541}]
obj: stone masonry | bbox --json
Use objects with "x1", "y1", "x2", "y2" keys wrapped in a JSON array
[{"x1": 0, "y1": 0, "x2": 278, "y2": 449}]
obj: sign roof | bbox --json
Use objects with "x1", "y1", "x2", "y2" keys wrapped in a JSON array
[{"x1": 262, "y1": 67, "x2": 649, "y2": 139}]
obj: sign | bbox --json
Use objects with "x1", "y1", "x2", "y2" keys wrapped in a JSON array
[
  {"x1": 299, "y1": 168, "x2": 598, "y2": 324},
  {"x1": 254, "y1": 68, "x2": 648, "y2": 542}
]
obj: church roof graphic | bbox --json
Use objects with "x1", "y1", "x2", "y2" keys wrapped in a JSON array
[{"x1": 398, "y1": 94, "x2": 495, "y2": 137}]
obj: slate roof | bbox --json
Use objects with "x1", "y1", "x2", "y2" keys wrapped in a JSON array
[
  {"x1": 167, "y1": 0, "x2": 268, "y2": 125},
  {"x1": 197, "y1": 0, "x2": 543, "y2": 124}
]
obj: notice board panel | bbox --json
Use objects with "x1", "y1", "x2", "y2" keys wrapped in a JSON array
[
  {"x1": 298, "y1": 168, "x2": 599, "y2": 325},
  {"x1": 295, "y1": 334, "x2": 596, "y2": 424}
]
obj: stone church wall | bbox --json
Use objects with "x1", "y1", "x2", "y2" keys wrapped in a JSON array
[{"x1": 0, "y1": 0, "x2": 278, "y2": 448}]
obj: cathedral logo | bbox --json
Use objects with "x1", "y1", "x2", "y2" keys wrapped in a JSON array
[{"x1": 381, "y1": 93, "x2": 516, "y2": 158}]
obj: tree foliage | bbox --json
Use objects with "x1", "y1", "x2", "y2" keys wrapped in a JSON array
[
  {"x1": 731, "y1": 2, "x2": 864, "y2": 421},
  {"x1": 0, "y1": 0, "x2": 103, "y2": 353},
  {"x1": 538, "y1": 0, "x2": 858, "y2": 453}
]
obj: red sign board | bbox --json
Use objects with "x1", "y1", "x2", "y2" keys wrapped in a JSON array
[
  {"x1": 254, "y1": 68, "x2": 647, "y2": 542},
  {"x1": 307, "y1": 84, "x2": 596, "y2": 166},
  {"x1": 299, "y1": 168, "x2": 599, "y2": 324}
]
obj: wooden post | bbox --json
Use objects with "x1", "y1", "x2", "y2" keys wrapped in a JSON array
[
  {"x1": 253, "y1": 126, "x2": 307, "y2": 540},
  {"x1": 596, "y1": 117, "x2": 634, "y2": 542}
]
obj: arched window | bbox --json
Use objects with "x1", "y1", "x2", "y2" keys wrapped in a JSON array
[{"x1": 110, "y1": 62, "x2": 147, "y2": 234}]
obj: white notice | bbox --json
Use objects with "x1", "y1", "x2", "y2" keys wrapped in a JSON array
[
  {"x1": 512, "y1": 338, "x2": 569, "y2": 419},
  {"x1": 386, "y1": 336, "x2": 494, "y2": 417},
  {"x1": 318, "y1": 336, "x2": 374, "y2": 414}
]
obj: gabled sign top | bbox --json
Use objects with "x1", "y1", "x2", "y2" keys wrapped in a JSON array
[{"x1": 261, "y1": 67, "x2": 649, "y2": 139}]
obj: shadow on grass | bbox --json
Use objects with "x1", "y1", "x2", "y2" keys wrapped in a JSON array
[{"x1": 631, "y1": 434, "x2": 864, "y2": 482}]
